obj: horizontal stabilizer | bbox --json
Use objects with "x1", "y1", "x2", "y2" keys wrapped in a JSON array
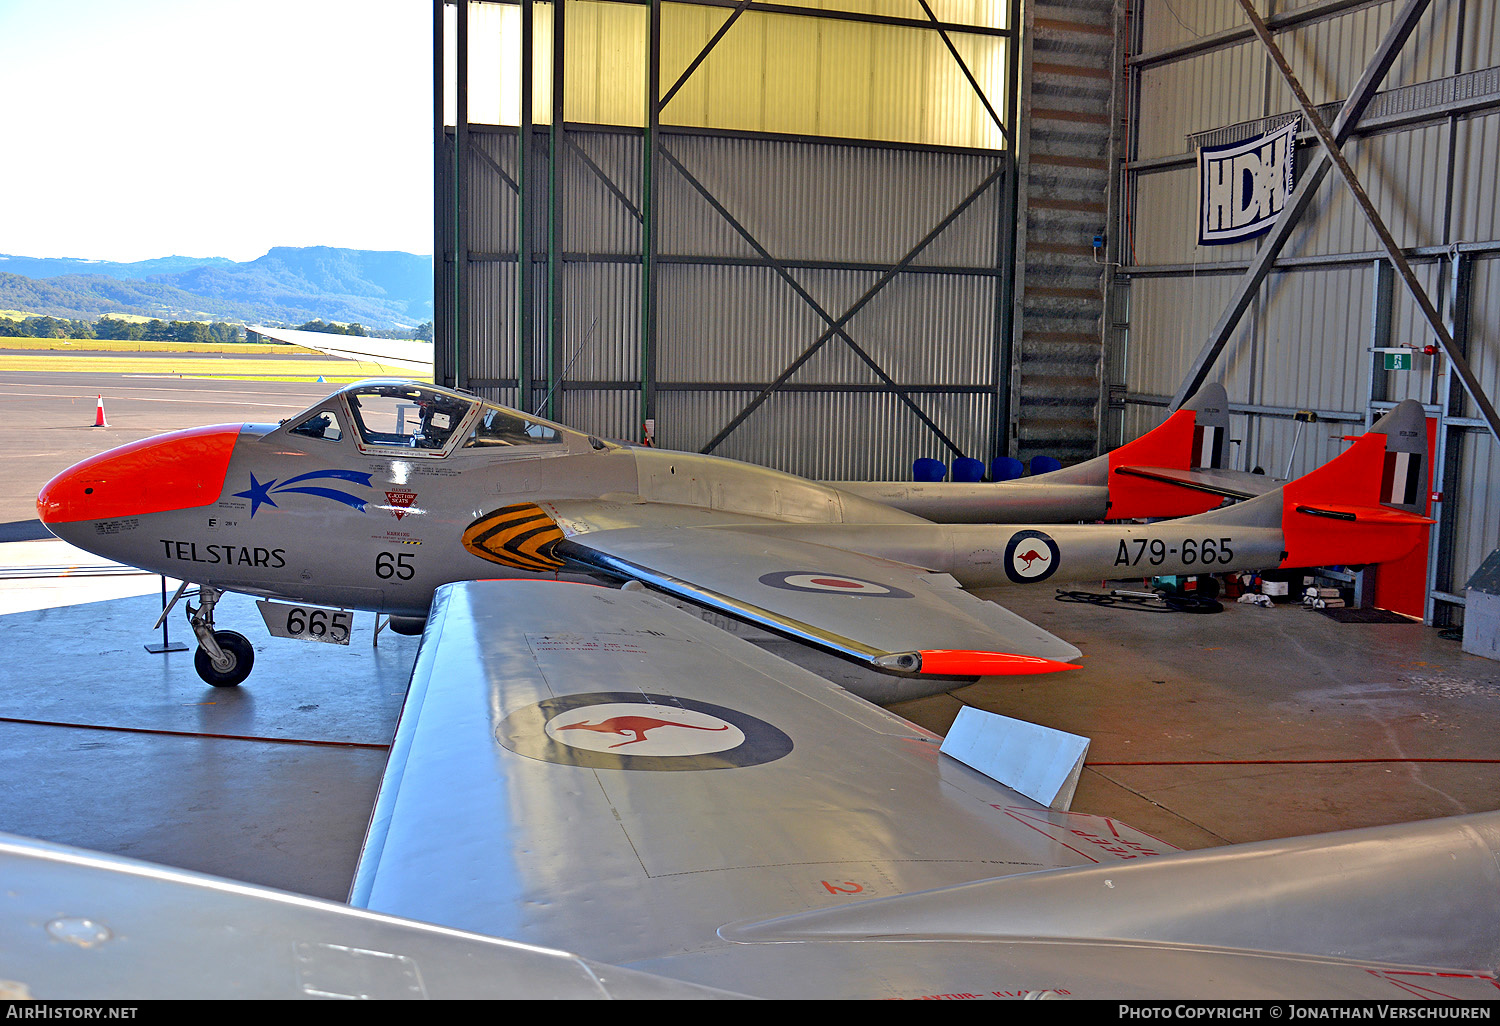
[
  {"x1": 1187, "y1": 398, "x2": 1434, "y2": 570},
  {"x1": 1292, "y1": 503, "x2": 1435, "y2": 525},
  {"x1": 823, "y1": 384, "x2": 1235, "y2": 525},
  {"x1": 1113, "y1": 465, "x2": 1282, "y2": 502}
]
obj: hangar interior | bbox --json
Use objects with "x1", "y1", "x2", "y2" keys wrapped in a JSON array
[
  {"x1": 435, "y1": 0, "x2": 1500, "y2": 627},
  {"x1": 6, "y1": 0, "x2": 1500, "y2": 997}
]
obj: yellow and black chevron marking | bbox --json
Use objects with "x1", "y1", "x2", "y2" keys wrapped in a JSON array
[{"x1": 462, "y1": 503, "x2": 566, "y2": 571}]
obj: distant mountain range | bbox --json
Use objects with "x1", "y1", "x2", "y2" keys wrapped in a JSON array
[{"x1": 0, "y1": 247, "x2": 433, "y2": 330}]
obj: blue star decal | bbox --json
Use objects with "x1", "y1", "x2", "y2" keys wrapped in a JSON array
[{"x1": 234, "y1": 473, "x2": 279, "y2": 517}]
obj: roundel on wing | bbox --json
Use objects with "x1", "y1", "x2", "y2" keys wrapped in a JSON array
[
  {"x1": 1004, "y1": 529, "x2": 1060, "y2": 583},
  {"x1": 463, "y1": 503, "x2": 565, "y2": 571},
  {"x1": 498, "y1": 692, "x2": 793, "y2": 771},
  {"x1": 758, "y1": 571, "x2": 912, "y2": 598}
]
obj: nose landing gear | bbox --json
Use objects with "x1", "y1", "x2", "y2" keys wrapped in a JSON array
[{"x1": 185, "y1": 585, "x2": 255, "y2": 687}]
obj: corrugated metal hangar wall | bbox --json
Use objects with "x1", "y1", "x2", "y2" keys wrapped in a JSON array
[
  {"x1": 435, "y1": 0, "x2": 1496, "y2": 625},
  {"x1": 1117, "y1": 0, "x2": 1500, "y2": 627},
  {"x1": 434, "y1": 0, "x2": 1119, "y2": 482}
]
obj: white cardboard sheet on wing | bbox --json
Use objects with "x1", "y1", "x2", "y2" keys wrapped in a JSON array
[{"x1": 939, "y1": 706, "x2": 1090, "y2": 811}]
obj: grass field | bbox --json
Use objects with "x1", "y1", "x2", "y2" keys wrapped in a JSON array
[
  {"x1": 0, "y1": 346, "x2": 423, "y2": 382},
  {"x1": 0, "y1": 337, "x2": 294, "y2": 354}
]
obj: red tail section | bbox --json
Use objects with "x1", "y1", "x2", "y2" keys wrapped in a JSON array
[
  {"x1": 1107, "y1": 410, "x2": 1224, "y2": 520},
  {"x1": 1278, "y1": 406, "x2": 1433, "y2": 570}
]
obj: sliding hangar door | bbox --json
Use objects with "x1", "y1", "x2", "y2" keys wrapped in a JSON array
[{"x1": 434, "y1": 0, "x2": 1121, "y2": 481}]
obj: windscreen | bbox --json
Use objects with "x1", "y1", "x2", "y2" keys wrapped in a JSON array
[{"x1": 346, "y1": 384, "x2": 477, "y2": 452}]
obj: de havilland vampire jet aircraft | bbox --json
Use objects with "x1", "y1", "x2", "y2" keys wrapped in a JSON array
[
  {"x1": 21, "y1": 384, "x2": 1493, "y2": 1002},
  {"x1": 37, "y1": 379, "x2": 1430, "y2": 702}
]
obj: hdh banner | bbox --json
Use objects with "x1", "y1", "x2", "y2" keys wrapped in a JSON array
[{"x1": 1197, "y1": 120, "x2": 1296, "y2": 245}]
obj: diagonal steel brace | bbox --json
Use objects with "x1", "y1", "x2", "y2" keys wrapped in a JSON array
[
  {"x1": 661, "y1": 146, "x2": 1004, "y2": 456},
  {"x1": 1170, "y1": 0, "x2": 1428, "y2": 410},
  {"x1": 1229, "y1": 0, "x2": 1499, "y2": 444}
]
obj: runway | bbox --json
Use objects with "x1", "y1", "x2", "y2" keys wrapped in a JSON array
[
  {"x1": 2, "y1": 355, "x2": 1498, "y2": 907},
  {"x1": 1, "y1": 370, "x2": 337, "y2": 528}
]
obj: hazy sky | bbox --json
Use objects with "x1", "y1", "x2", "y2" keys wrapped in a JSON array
[{"x1": 0, "y1": 0, "x2": 433, "y2": 262}]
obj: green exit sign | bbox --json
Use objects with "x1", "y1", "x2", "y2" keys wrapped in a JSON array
[{"x1": 1385, "y1": 351, "x2": 1412, "y2": 371}]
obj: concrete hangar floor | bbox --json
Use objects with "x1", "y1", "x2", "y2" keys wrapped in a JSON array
[{"x1": 1, "y1": 358, "x2": 1498, "y2": 903}]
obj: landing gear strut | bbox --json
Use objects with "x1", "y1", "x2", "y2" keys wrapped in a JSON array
[{"x1": 186, "y1": 585, "x2": 255, "y2": 687}]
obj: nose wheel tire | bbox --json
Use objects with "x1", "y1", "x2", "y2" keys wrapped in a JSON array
[{"x1": 194, "y1": 630, "x2": 255, "y2": 687}]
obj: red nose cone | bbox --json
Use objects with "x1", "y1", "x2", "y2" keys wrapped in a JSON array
[{"x1": 37, "y1": 425, "x2": 242, "y2": 524}]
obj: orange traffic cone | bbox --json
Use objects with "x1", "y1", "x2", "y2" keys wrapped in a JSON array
[{"x1": 93, "y1": 396, "x2": 108, "y2": 427}]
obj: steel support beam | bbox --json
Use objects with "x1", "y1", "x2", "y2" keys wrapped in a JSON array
[
  {"x1": 641, "y1": 0, "x2": 660, "y2": 441},
  {"x1": 659, "y1": 146, "x2": 971, "y2": 458},
  {"x1": 1132, "y1": 0, "x2": 1383, "y2": 70},
  {"x1": 1428, "y1": 251, "x2": 1473, "y2": 623},
  {"x1": 565, "y1": 134, "x2": 642, "y2": 222},
  {"x1": 518, "y1": 0, "x2": 536, "y2": 408},
  {"x1": 1169, "y1": 0, "x2": 1432, "y2": 412},
  {"x1": 546, "y1": 0, "x2": 565, "y2": 419},
  {"x1": 656, "y1": 0, "x2": 1012, "y2": 38},
  {"x1": 434, "y1": 0, "x2": 449, "y2": 387},
  {"x1": 989, "y1": 0, "x2": 1020, "y2": 462},
  {"x1": 1366, "y1": 258, "x2": 1395, "y2": 418},
  {"x1": 455, "y1": 0, "x2": 470, "y2": 389},
  {"x1": 1231, "y1": 0, "x2": 1500, "y2": 445}
]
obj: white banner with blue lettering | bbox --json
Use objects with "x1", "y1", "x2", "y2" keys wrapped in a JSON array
[{"x1": 1197, "y1": 120, "x2": 1297, "y2": 245}]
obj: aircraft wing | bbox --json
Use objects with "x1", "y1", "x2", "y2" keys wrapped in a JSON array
[
  {"x1": 349, "y1": 579, "x2": 1500, "y2": 999},
  {"x1": 537, "y1": 500, "x2": 1082, "y2": 678},
  {"x1": 249, "y1": 324, "x2": 434, "y2": 373},
  {"x1": 0, "y1": 831, "x2": 734, "y2": 999}
]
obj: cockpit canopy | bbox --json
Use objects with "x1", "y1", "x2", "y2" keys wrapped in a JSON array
[
  {"x1": 282, "y1": 380, "x2": 573, "y2": 457},
  {"x1": 346, "y1": 383, "x2": 481, "y2": 451}
]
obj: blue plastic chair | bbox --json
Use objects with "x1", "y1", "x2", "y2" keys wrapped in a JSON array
[
  {"x1": 991, "y1": 456, "x2": 1024, "y2": 481},
  {"x1": 912, "y1": 458, "x2": 947, "y2": 482},
  {"x1": 951, "y1": 457, "x2": 985, "y2": 483},
  {"x1": 1030, "y1": 455, "x2": 1063, "y2": 475}
]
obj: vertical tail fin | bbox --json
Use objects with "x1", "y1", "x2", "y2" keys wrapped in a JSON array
[
  {"x1": 1275, "y1": 399, "x2": 1433, "y2": 567},
  {"x1": 1368, "y1": 401, "x2": 1430, "y2": 516},
  {"x1": 1106, "y1": 383, "x2": 1231, "y2": 519},
  {"x1": 1184, "y1": 382, "x2": 1229, "y2": 470}
]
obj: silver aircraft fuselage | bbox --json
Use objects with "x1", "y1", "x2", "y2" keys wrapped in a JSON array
[{"x1": 37, "y1": 380, "x2": 1289, "y2": 617}]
